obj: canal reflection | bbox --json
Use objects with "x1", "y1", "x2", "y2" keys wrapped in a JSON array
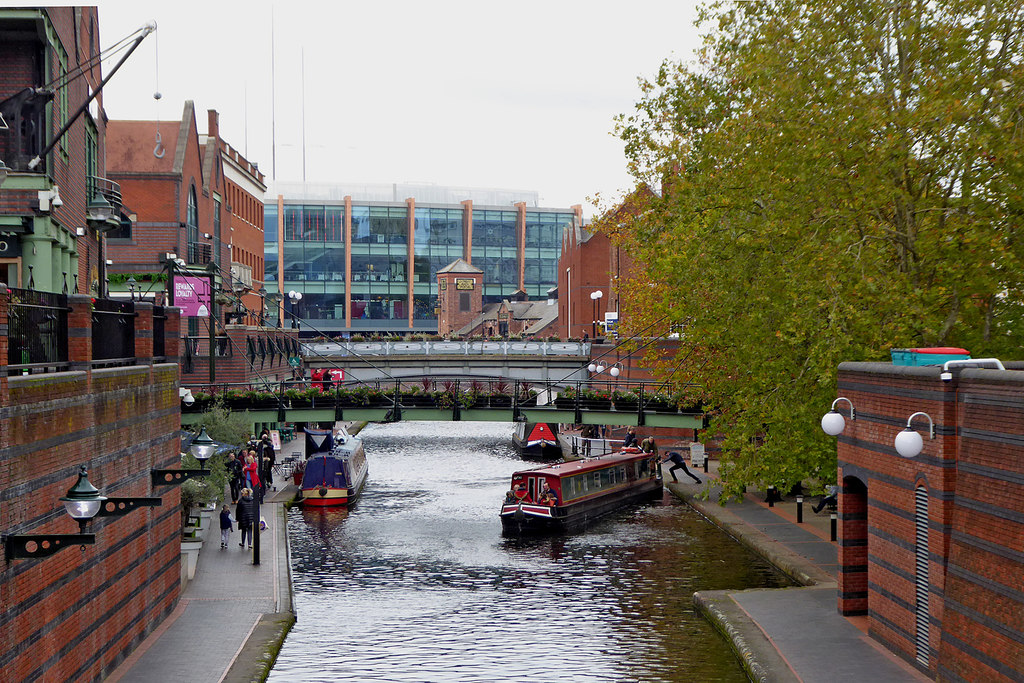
[{"x1": 269, "y1": 422, "x2": 791, "y2": 682}]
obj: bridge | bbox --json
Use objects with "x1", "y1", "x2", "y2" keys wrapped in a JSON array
[
  {"x1": 180, "y1": 376, "x2": 704, "y2": 431},
  {"x1": 301, "y1": 340, "x2": 592, "y2": 384}
]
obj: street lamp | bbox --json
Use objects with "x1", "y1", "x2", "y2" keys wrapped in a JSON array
[
  {"x1": 4, "y1": 466, "x2": 103, "y2": 560},
  {"x1": 126, "y1": 276, "x2": 137, "y2": 301},
  {"x1": 151, "y1": 426, "x2": 216, "y2": 486},
  {"x1": 821, "y1": 397, "x2": 856, "y2": 436},
  {"x1": 894, "y1": 411, "x2": 935, "y2": 458},
  {"x1": 288, "y1": 290, "x2": 303, "y2": 330},
  {"x1": 590, "y1": 290, "x2": 603, "y2": 339}
]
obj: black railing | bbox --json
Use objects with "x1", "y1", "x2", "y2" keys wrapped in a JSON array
[
  {"x1": 187, "y1": 242, "x2": 212, "y2": 265},
  {"x1": 153, "y1": 306, "x2": 166, "y2": 358},
  {"x1": 5, "y1": 288, "x2": 69, "y2": 375},
  {"x1": 92, "y1": 299, "x2": 136, "y2": 365},
  {"x1": 182, "y1": 335, "x2": 233, "y2": 358}
]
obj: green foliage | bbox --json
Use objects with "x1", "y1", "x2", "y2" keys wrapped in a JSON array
[{"x1": 606, "y1": 0, "x2": 1024, "y2": 499}]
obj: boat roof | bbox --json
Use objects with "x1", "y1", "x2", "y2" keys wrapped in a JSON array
[{"x1": 512, "y1": 449, "x2": 649, "y2": 478}]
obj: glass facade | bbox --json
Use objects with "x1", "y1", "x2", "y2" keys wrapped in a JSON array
[
  {"x1": 471, "y1": 209, "x2": 518, "y2": 302},
  {"x1": 263, "y1": 199, "x2": 573, "y2": 335}
]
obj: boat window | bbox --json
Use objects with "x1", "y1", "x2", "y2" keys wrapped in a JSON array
[{"x1": 528, "y1": 477, "x2": 536, "y2": 501}]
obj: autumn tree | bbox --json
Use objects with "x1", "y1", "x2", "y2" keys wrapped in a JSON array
[{"x1": 603, "y1": 0, "x2": 1024, "y2": 498}]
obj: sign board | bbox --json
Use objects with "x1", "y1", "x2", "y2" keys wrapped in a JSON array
[
  {"x1": 689, "y1": 442, "x2": 706, "y2": 467},
  {"x1": 173, "y1": 275, "x2": 211, "y2": 317},
  {"x1": 288, "y1": 356, "x2": 301, "y2": 367},
  {"x1": 498, "y1": 310, "x2": 509, "y2": 320},
  {"x1": 439, "y1": 279, "x2": 447, "y2": 290},
  {"x1": 604, "y1": 311, "x2": 619, "y2": 337},
  {"x1": 328, "y1": 368, "x2": 345, "y2": 382},
  {"x1": 270, "y1": 430, "x2": 282, "y2": 452},
  {"x1": 455, "y1": 278, "x2": 475, "y2": 290}
]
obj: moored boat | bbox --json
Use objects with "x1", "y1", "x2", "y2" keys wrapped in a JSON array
[
  {"x1": 299, "y1": 426, "x2": 368, "y2": 507},
  {"x1": 499, "y1": 447, "x2": 662, "y2": 536},
  {"x1": 512, "y1": 422, "x2": 562, "y2": 459}
]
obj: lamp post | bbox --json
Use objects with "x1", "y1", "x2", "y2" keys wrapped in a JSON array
[
  {"x1": 288, "y1": 290, "x2": 303, "y2": 331},
  {"x1": 590, "y1": 290, "x2": 603, "y2": 339},
  {"x1": 87, "y1": 193, "x2": 114, "y2": 298},
  {"x1": 126, "y1": 277, "x2": 137, "y2": 301}
]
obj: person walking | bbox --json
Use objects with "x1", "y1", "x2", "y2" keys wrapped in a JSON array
[
  {"x1": 243, "y1": 453, "x2": 263, "y2": 504},
  {"x1": 227, "y1": 452, "x2": 243, "y2": 503},
  {"x1": 662, "y1": 450, "x2": 702, "y2": 484},
  {"x1": 235, "y1": 488, "x2": 257, "y2": 550},
  {"x1": 219, "y1": 504, "x2": 234, "y2": 549}
]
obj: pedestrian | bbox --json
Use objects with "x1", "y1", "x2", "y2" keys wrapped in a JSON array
[
  {"x1": 219, "y1": 504, "x2": 234, "y2": 549},
  {"x1": 258, "y1": 433, "x2": 276, "y2": 471},
  {"x1": 813, "y1": 484, "x2": 840, "y2": 513},
  {"x1": 662, "y1": 450, "x2": 701, "y2": 484},
  {"x1": 261, "y1": 455, "x2": 274, "y2": 493},
  {"x1": 243, "y1": 453, "x2": 262, "y2": 499},
  {"x1": 235, "y1": 488, "x2": 257, "y2": 550},
  {"x1": 227, "y1": 451, "x2": 243, "y2": 503},
  {"x1": 640, "y1": 436, "x2": 659, "y2": 458},
  {"x1": 622, "y1": 426, "x2": 638, "y2": 448},
  {"x1": 580, "y1": 424, "x2": 596, "y2": 456}
]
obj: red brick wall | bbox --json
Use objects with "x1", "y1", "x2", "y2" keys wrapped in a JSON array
[
  {"x1": 558, "y1": 229, "x2": 611, "y2": 339},
  {"x1": 181, "y1": 324, "x2": 298, "y2": 384},
  {"x1": 937, "y1": 370, "x2": 1024, "y2": 682},
  {"x1": 437, "y1": 272, "x2": 483, "y2": 336},
  {"x1": 0, "y1": 297, "x2": 182, "y2": 682},
  {"x1": 834, "y1": 362, "x2": 1024, "y2": 679}
]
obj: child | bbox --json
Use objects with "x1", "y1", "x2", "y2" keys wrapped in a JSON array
[{"x1": 219, "y1": 504, "x2": 234, "y2": 549}]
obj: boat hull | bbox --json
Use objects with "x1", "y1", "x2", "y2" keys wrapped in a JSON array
[
  {"x1": 500, "y1": 478, "x2": 662, "y2": 536},
  {"x1": 298, "y1": 429, "x2": 368, "y2": 508},
  {"x1": 512, "y1": 423, "x2": 562, "y2": 460}
]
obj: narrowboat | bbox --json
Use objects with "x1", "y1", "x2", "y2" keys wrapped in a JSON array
[
  {"x1": 512, "y1": 422, "x2": 562, "y2": 459},
  {"x1": 499, "y1": 447, "x2": 662, "y2": 536},
  {"x1": 299, "y1": 426, "x2": 368, "y2": 507}
]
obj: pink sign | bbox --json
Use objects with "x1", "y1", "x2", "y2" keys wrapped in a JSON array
[{"x1": 173, "y1": 275, "x2": 211, "y2": 317}]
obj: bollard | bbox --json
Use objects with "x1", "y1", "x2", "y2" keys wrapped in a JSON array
[
  {"x1": 767, "y1": 485, "x2": 776, "y2": 507},
  {"x1": 703, "y1": 457, "x2": 708, "y2": 473},
  {"x1": 796, "y1": 495, "x2": 803, "y2": 523},
  {"x1": 830, "y1": 512, "x2": 837, "y2": 542}
]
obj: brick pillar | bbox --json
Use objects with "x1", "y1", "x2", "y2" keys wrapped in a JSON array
[
  {"x1": 838, "y1": 474, "x2": 869, "y2": 615},
  {"x1": 164, "y1": 306, "x2": 181, "y2": 362},
  {"x1": 68, "y1": 294, "x2": 93, "y2": 371},
  {"x1": 135, "y1": 302, "x2": 154, "y2": 363}
]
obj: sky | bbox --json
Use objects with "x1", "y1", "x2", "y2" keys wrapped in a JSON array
[{"x1": 89, "y1": 0, "x2": 702, "y2": 217}]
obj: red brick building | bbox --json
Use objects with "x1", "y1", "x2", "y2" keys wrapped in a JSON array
[
  {"x1": 833, "y1": 361, "x2": 1024, "y2": 680},
  {"x1": 436, "y1": 258, "x2": 483, "y2": 336},
  {"x1": 0, "y1": 6, "x2": 124, "y2": 296}
]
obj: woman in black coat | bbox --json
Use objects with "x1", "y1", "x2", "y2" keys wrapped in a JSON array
[{"x1": 235, "y1": 488, "x2": 257, "y2": 549}]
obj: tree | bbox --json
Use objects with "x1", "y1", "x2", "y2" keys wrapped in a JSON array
[{"x1": 604, "y1": 0, "x2": 1024, "y2": 499}]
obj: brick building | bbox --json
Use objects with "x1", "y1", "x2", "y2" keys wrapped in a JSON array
[
  {"x1": 0, "y1": 6, "x2": 126, "y2": 295},
  {"x1": 832, "y1": 361, "x2": 1024, "y2": 680},
  {"x1": 107, "y1": 104, "x2": 275, "y2": 384},
  {"x1": 436, "y1": 258, "x2": 483, "y2": 336},
  {"x1": 0, "y1": 289, "x2": 184, "y2": 682}
]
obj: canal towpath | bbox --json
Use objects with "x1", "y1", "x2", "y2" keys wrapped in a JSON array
[
  {"x1": 666, "y1": 456, "x2": 929, "y2": 683},
  {"x1": 105, "y1": 433, "x2": 307, "y2": 683}
]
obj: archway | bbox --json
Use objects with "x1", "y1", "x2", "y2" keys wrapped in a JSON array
[{"x1": 838, "y1": 474, "x2": 868, "y2": 615}]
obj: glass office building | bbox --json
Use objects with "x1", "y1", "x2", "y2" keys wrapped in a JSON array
[{"x1": 264, "y1": 183, "x2": 578, "y2": 335}]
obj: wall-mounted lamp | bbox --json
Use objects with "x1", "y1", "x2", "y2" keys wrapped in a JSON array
[
  {"x1": 75, "y1": 227, "x2": 87, "y2": 236},
  {"x1": 87, "y1": 193, "x2": 113, "y2": 226},
  {"x1": 179, "y1": 387, "x2": 195, "y2": 406},
  {"x1": 151, "y1": 426, "x2": 216, "y2": 486},
  {"x1": 4, "y1": 466, "x2": 102, "y2": 560},
  {"x1": 821, "y1": 397, "x2": 856, "y2": 436},
  {"x1": 609, "y1": 363, "x2": 622, "y2": 378},
  {"x1": 38, "y1": 186, "x2": 63, "y2": 212},
  {"x1": 894, "y1": 411, "x2": 935, "y2": 458}
]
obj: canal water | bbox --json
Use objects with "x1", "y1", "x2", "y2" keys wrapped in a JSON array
[{"x1": 268, "y1": 422, "x2": 791, "y2": 683}]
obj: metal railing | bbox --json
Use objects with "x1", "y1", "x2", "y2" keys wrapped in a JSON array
[
  {"x1": 5, "y1": 287, "x2": 69, "y2": 375},
  {"x1": 91, "y1": 299, "x2": 136, "y2": 365},
  {"x1": 304, "y1": 340, "x2": 590, "y2": 357}
]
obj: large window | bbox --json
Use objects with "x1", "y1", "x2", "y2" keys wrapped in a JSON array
[
  {"x1": 471, "y1": 209, "x2": 518, "y2": 302},
  {"x1": 349, "y1": 205, "x2": 407, "y2": 322}
]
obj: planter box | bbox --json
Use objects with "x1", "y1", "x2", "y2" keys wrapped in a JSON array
[
  {"x1": 181, "y1": 539, "x2": 203, "y2": 583},
  {"x1": 490, "y1": 396, "x2": 513, "y2": 408},
  {"x1": 554, "y1": 397, "x2": 576, "y2": 409}
]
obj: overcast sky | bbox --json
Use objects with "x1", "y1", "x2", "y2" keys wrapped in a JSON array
[{"x1": 92, "y1": 0, "x2": 702, "y2": 217}]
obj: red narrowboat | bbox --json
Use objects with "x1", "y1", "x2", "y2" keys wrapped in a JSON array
[
  {"x1": 511, "y1": 422, "x2": 562, "y2": 459},
  {"x1": 499, "y1": 447, "x2": 662, "y2": 536}
]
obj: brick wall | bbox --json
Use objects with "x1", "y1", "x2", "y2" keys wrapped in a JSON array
[
  {"x1": 834, "y1": 361, "x2": 1024, "y2": 680},
  {"x1": 0, "y1": 295, "x2": 183, "y2": 683}
]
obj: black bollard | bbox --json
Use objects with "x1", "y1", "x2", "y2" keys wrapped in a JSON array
[
  {"x1": 703, "y1": 457, "x2": 708, "y2": 473},
  {"x1": 767, "y1": 486, "x2": 776, "y2": 507},
  {"x1": 796, "y1": 495, "x2": 804, "y2": 523},
  {"x1": 830, "y1": 512, "x2": 837, "y2": 542},
  {"x1": 253, "y1": 490, "x2": 261, "y2": 566}
]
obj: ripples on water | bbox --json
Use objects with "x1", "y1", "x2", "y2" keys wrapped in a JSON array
[{"x1": 269, "y1": 422, "x2": 791, "y2": 683}]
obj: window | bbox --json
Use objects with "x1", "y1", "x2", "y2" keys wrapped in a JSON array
[{"x1": 459, "y1": 292, "x2": 470, "y2": 312}]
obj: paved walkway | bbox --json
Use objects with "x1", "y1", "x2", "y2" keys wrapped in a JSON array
[
  {"x1": 105, "y1": 435, "x2": 306, "y2": 683},
  {"x1": 666, "y1": 458, "x2": 929, "y2": 683}
]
